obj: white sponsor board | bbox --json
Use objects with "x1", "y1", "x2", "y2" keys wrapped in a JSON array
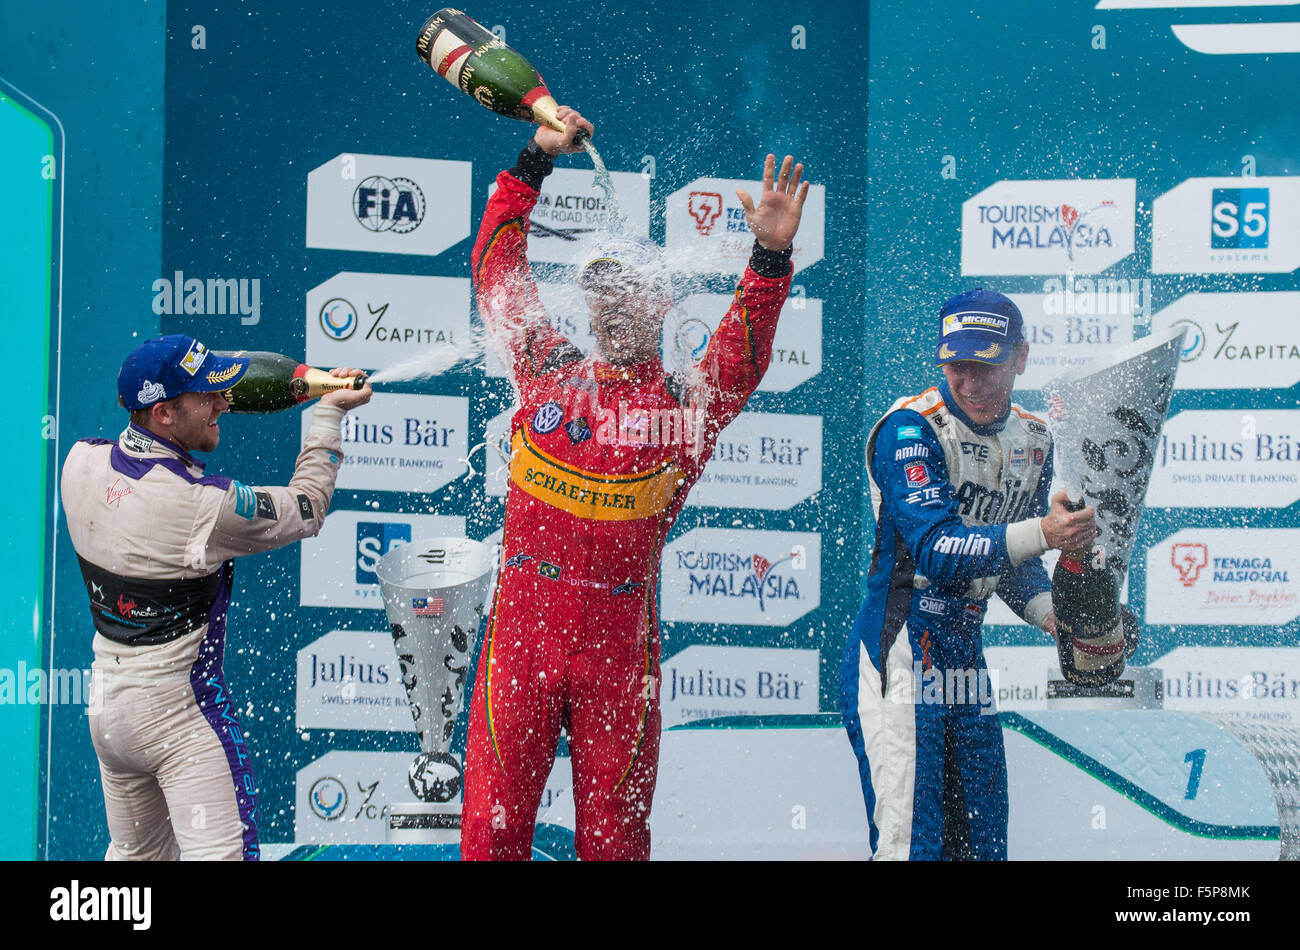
[
  {"x1": 1155, "y1": 647, "x2": 1300, "y2": 720},
  {"x1": 494, "y1": 167, "x2": 650, "y2": 265},
  {"x1": 483, "y1": 407, "x2": 514, "y2": 498},
  {"x1": 1146, "y1": 410, "x2": 1300, "y2": 508},
  {"x1": 1146, "y1": 528, "x2": 1300, "y2": 625},
  {"x1": 1007, "y1": 290, "x2": 1136, "y2": 391},
  {"x1": 305, "y1": 272, "x2": 471, "y2": 371},
  {"x1": 664, "y1": 294, "x2": 822, "y2": 393},
  {"x1": 295, "y1": 750, "x2": 418, "y2": 844},
  {"x1": 1151, "y1": 292, "x2": 1300, "y2": 390},
  {"x1": 300, "y1": 510, "x2": 467, "y2": 610},
  {"x1": 665, "y1": 176, "x2": 826, "y2": 275},
  {"x1": 295, "y1": 630, "x2": 411, "y2": 732},
  {"x1": 687, "y1": 412, "x2": 822, "y2": 510},
  {"x1": 306, "y1": 153, "x2": 471, "y2": 257},
  {"x1": 660, "y1": 645, "x2": 819, "y2": 728},
  {"x1": 1152, "y1": 176, "x2": 1300, "y2": 274},
  {"x1": 302, "y1": 394, "x2": 468, "y2": 494},
  {"x1": 961, "y1": 179, "x2": 1136, "y2": 275},
  {"x1": 660, "y1": 528, "x2": 820, "y2": 627},
  {"x1": 983, "y1": 646, "x2": 1059, "y2": 711},
  {"x1": 483, "y1": 280, "x2": 595, "y2": 378}
]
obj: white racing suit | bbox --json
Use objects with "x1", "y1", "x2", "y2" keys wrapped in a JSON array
[
  {"x1": 60, "y1": 407, "x2": 344, "y2": 860},
  {"x1": 840, "y1": 381, "x2": 1055, "y2": 860}
]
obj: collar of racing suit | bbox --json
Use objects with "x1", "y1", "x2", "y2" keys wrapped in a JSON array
[
  {"x1": 938, "y1": 379, "x2": 1011, "y2": 437},
  {"x1": 122, "y1": 421, "x2": 207, "y2": 470}
]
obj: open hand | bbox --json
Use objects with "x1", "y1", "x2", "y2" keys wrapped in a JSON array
[{"x1": 736, "y1": 154, "x2": 811, "y2": 251}]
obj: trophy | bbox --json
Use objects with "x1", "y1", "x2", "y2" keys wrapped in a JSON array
[
  {"x1": 375, "y1": 537, "x2": 495, "y2": 843},
  {"x1": 1041, "y1": 326, "x2": 1186, "y2": 708}
]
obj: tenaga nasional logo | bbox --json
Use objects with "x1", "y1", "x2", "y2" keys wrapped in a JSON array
[{"x1": 961, "y1": 179, "x2": 1136, "y2": 275}]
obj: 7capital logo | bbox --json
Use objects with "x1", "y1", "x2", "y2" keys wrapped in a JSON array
[{"x1": 687, "y1": 191, "x2": 724, "y2": 236}]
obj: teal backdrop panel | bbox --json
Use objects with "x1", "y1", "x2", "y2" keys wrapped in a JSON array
[{"x1": 1, "y1": 1, "x2": 167, "y2": 859}]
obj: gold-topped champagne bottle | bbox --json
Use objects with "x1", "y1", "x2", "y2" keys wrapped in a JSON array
[
  {"x1": 416, "y1": 8, "x2": 585, "y2": 144},
  {"x1": 214, "y1": 351, "x2": 366, "y2": 414}
]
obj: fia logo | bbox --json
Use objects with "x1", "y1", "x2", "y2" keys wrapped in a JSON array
[
  {"x1": 1211, "y1": 188, "x2": 1269, "y2": 249},
  {"x1": 356, "y1": 522, "x2": 412, "y2": 584},
  {"x1": 353, "y1": 176, "x2": 425, "y2": 233}
]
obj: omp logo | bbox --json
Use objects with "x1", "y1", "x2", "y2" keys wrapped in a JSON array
[
  {"x1": 1172, "y1": 542, "x2": 1210, "y2": 586},
  {"x1": 1098, "y1": 1, "x2": 1300, "y2": 55},
  {"x1": 687, "y1": 191, "x2": 724, "y2": 235},
  {"x1": 353, "y1": 176, "x2": 425, "y2": 233}
]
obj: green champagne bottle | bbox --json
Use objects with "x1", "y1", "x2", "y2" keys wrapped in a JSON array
[
  {"x1": 415, "y1": 8, "x2": 586, "y2": 144},
  {"x1": 1052, "y1": 547, "x2": 1126, "y2": 687},
  {"x1": 213, "y1": 351, "x2": 366, "y2": 414}
]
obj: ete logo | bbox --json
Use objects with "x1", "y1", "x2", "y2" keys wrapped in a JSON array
[
  {"x1": 687, "y1": 191, "x2": 724, "y2": 236},
  {"x1": 309, "y1": 777, "x2": 348, "y2": 820},
  {"x1": 353, "y1": 176, "x2": 425, "y2": 233},
  {"x1": 1211, "y1": 188, "x2": 1268, "y2": 250},
  {"x1": 1171, "y1": 542, "x2": 1209, "y2": 587},
  {"x1": 320, "y1": 298, "x2": 358, "y2": 341}
]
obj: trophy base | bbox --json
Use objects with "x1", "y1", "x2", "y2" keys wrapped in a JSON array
[
  {"x1": 1045, "y1": 666, "x2": 1163, "y2": 710},
  {"x1": 387, "y1": 803, "x2": 463, "y2": 845}
]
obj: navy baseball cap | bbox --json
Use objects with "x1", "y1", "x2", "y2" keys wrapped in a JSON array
[
  {"x1": 117, "y1": 334, "x2": 250, "y2": 411},
  {"x1": 934, "y1": 289, "x2": 1025, "y2": 366}
]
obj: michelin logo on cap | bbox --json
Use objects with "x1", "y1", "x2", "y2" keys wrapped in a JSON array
[{"x1": 942, "y1": 311, "x2": 1011, "y2": 336}]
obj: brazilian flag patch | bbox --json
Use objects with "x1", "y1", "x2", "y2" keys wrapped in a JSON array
[{"x1": 538, "y1": 561, "x2": 562, "y2": 580}]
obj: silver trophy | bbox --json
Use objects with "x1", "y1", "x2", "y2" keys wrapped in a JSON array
[
  {"x1": 1041, "y1": 327, "x2": 1186, "y2": 707},
  {"x1": 375, "y1": 537, "x2": 495, "y2": 843}
]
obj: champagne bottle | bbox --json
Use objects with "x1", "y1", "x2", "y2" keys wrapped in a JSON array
[
  {"x1": 213, "y1": 351, "x2": 366, "y2": 414},
  {"x1": 1052, "y1": 545, "x2": 1126, "y2": 687},
  {"x1": 415, "y1": 8, "x2": 586, "y2": 144}
]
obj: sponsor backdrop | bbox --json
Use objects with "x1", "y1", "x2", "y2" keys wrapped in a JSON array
[{"x1": 8, "y1": 1, "x2": 1299, "y2": 858}]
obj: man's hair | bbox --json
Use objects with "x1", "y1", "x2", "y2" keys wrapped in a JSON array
[{"x1": 129, "y1": 408, "x2": 155, "y2": 428}]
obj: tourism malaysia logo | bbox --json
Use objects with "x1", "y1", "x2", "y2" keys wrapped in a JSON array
[{"x1": 961, "y1": 179, "x2": 1136, "y2": 275}]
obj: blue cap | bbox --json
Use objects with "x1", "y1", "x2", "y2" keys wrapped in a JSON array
[
  {"x1": 934, "y1": 289, "x2": 1025, "y2": 366},
  {"x1": 117, "y1": 334, "x2": 250, "y2": 411}
]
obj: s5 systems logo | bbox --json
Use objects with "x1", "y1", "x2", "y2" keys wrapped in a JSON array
[
  {"x1": 1211, "y1": 188, "x2": 1269, "y2": 249},
  {"x1": 356, "y1": 522, "x2": 411, "y2": 584}
]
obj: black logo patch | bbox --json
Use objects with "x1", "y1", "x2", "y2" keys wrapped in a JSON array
[
  {"x1": 255, "y1": 491, "x2": 278, "y2": 521},
  {"x1": 297, "y1": 493, "x2": 314, "y2": 521}
]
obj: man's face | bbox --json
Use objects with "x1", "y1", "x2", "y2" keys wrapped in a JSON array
[
  {"x1": 941, "y1": 344, "x2": 1028, "y2": 426},
  {"x1": 161, "y1": 390, "x2": 228, "y2": 453},
  {"x1": 583, "y1": 267, "x2": 669, "y2": 366}
]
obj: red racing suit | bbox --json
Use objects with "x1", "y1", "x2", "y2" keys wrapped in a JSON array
[{"x1": 461, "y1": 147, "x2": 793, "y2": 860}]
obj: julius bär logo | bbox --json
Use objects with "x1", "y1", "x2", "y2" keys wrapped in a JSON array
[
  {"x1": 1171, "y1": 542, "x2": 1209, "y2": 586},
  {"x1": 353, "y1": 176, "x2": 425, "y2": 233},
  {"x1": 687, "y1": 191, "x2": 723, "y2": 235}
]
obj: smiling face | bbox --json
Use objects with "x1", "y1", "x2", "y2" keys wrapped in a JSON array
[
  {"x1": 154, "y1": 390, "x2": 228, "y2": 453},
  {"x1": 940, "y1": 343, "x2": 1029, "y2": 426},
  {"x1": 583, "y1": 264, "x2": 670, "y2": 366}
]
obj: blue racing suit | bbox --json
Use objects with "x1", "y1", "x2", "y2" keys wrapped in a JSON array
[{"x1": 840, "y1": 380, "x2": 1055, "y2": 860}]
